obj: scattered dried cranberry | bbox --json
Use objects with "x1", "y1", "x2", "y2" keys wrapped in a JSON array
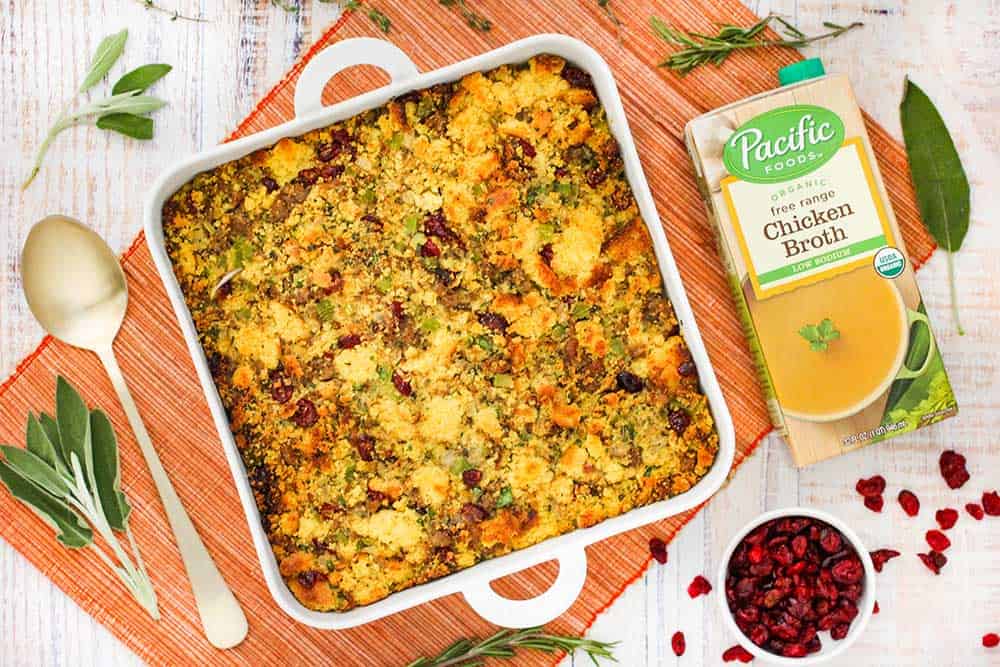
[
  {"x1": 360, "y1": 213, "x2": 382, "y2": 229},
  {"x1": 291, "y1": 398, "x2": 318, "y2": 427},
  {"x1": 830, "y1": 558, "x2": 864, "y2": 584},
  {"x1": 316, "y1": 143, "x2": 337, "y2": 162},
  {"x1": 424, "y1": 210, "x2": 461, "y2": 245},
  {"x1": 983, "y1": 490, "x2": 1000, "y2": 516},
  {"x1": 477, "y1": 311, "x2": 509, "y2": 333},
  {"x1": 539, "y1": 243, "x2": 554, "y2": 265},
  {"x1": 939, "y1": 450, "x2": 970, "y2": 489},
  {"x1": 296, "y1": 570, "x2": 322, "y2": 588},
  {"x1": 687, "y1": 575, "x2": 712, "y2": 598},
  {"x1": 586, "y1": 167, "x2": 607, "y2": 188},
  {"x1": 898, "y1": 489, "x2": 920, "y2": 517},
  {"x1": 925, "y1": 529, "x2": 951, "y2": 552},
  {"x1": 367, "y1": 489, "x2": 386, "y2": 504},
  {"x1": 269, "y1": 370, "x2": 294, "y2": 404},
  {"x1": 324, "y1": 269, "x2": 345, "y2": 294},
  {"x1": 671, "y1": 631, "x2": 686, "y2": 657},
  {"x1": 935, "y1": 508, "x2": 959, "y2": 530},
  {"x1": 818, "y1": 527, "x2": 842, "y2": 553},
  {"x1": 649, "y1": 537, "x2": 668, "y2": 564},
  {"x1": 869, "y1": 549, "x2": 901, "y2": 573},
  {"x1": 615, "y1": 370, "x2": 644, "y2": 394},
  {"x1": 873, "y1": 600, "x2": 880, "y2": 614},
  {"x1": 667, "y1": 409, "x2": 691, "y2": 435},
  {"x1": 560, "y1": 65, "x2": 595, "y2": 91},
  {"x1": 863, "y1": 495, "x2": 884, "y2": 513},
  {"x1": 391, "y1": 370, "x2": 413, "y2": 397},
  {"x1": 337, "y1": 333, "x2": 362, "y2": 349},
  {"x1": 830, "y1": 624, "x2": 849, "y2": 641},
  {"x1": 984, "y1": 633, "x2": 1000, "y2": 648},
  {"x1": 353, "y1": 434, "x2": 375, "y2": 462},
  {"x1": 320, "y1": 164, "x2": 345, "y2": 180},
  {"x1": 297, "y1": 168, "x2": 319, "y2": 185},
  {"x1": 460, "y1": 503, "x2": 488, "y2": 523},
  {"x1": 917, "y1": 550, "x2": 947, "y2": 575},
  {"x1": 462, "y1": 469, "x2": 482, "y2": 488},
  {"x1": 677, "y1": 358, "x2": 697, "y2": 377},
  {"x1": 722, "y1": 645, "x2": 754, "y2": 663},
  {"x1": 517, "y1": 137, "x2": 537, "y2": 159},
  {"x1": 262, "y1": 175, "x2": 279, "y2": 192},
  {"x1": 966, "y1": 503, "x2": 985, "y2": 520},
  {"x1": 421, "y1": 238, "x2": 441, "y2": 257},
  {"x1": 856, "y1": 475, "x2": 886, "y2": 497}
]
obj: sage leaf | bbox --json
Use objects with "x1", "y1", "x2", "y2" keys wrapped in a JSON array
[
  {"x1": 26, "y1": 412, "x2": 63, "y2": 470},
  {"x1": 90, "y1": 409, "x2": 131, "y2": 531},
  {"x1": 111, "y1": 64, "x2": 172, "y2": 95},
  {"x1": 39, "y1": 412, "x2": 63, "y2": 454},
  {"x1": 86, "y1": 94, "x2": 167, "y2": 117},
  {"x1": 80, "y1": 29, "x2": 128, "y2": 93},
  {"x1": 900, "y1": 78, "x2": 970, "y2": 335},
  {"x1": 55, "y1": 376, "x2": 91, "y2": 486},
  {"x1": 96, "y1": 113, "x2": 154, "y2": 140},
  {"x1": 0, "y1": 460, "x2": 92, "y2": 548},
  {"x1": 0, "y1": 445, "x2": 69, "y2": 499}
]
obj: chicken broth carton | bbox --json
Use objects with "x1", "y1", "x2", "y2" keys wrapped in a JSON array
[{"x1": 684, "y1": 60, "x2": 957, "y2": 466}]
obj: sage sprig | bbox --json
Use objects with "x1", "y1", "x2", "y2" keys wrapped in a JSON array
[
  {"x1": 406, "y1": 626, "x2": 617, "y2": 667},
  {"x1": 899, "y1": 78, "x2": 970, "y2": 335},
  {"x1": 22, "y1": 29, "x2": 171, "y2": 189},
  {"x1": 650, "y1": 14, "x2": 863, "y2": 75},
  {"x1": 0, "y1": 377, "x2": 159, "y2": 619}
]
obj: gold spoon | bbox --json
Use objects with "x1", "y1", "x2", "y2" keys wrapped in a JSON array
[{"x1": 21, "y1": 214, "x2": 248, "y2": 649}]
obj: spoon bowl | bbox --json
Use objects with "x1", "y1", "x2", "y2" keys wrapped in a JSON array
[{"x1": 21, "y1": 215, "x2": 128, "y2": 350}]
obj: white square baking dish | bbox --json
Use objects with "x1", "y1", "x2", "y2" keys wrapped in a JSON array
[{"x1": 144, "y1": 33, "x2": 735, "y2": 630}]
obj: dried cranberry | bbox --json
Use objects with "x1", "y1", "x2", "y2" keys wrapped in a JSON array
[
  {"x1": 320, "y1": 164, "x2": 345, "y2": 180},
  {"x1": 325, "y1": 269, "x2": 345, "y2": 294},
  {"x1": 392, "y1": 370, "x2": 413, "y2": 397},
  {"x1": 966, "y1": 503, "x2": 985, "y2": 520},
  {"x1": 461, "y1": 502, "x2": 488, "y2": 523},
  {"x1": 367, "y1": 489, "x2": 386, "y2": 504},
  {"x1": 667, "y1": 409, "x2": 691, "y2": 435},
  {"x1": 782, "y1": 643, "x2": 808, "y2": 657},
  {"x1": 687, "y1": 575, "x2": 713, "y2": 598},
  {"x1": 338, "y1": 333, "x2": 362, "y2": 349},
  {"x1": 517, "y1": 137, "x2": 537, "y2": 159},
  {"x1": 984, "y1": 633, "x2": 1000, "y2": 648},
  {"x1": 462, "y1": 468, "x2": 482, "y2": 488},
  {"x1": 560, "y1": 65, "x2": 595, "y2": 91},
  {"x1": 390, "y1": 300, "x2": 405, "y2": 320},
  {"x1": 935, "y1": 507, "x2": 959, "y2": 529},
  {"x1": 616, "y1": 370, "x2": 644, "y2": 394},
  {"x1": 925, "y1": 529, "x2": 951, "y2": 552},
  {"x1": 316, "y1": 143, "x2": 337, "y2": 162},
  {"x1": 360, "y1": 213, "x2": 383, "y2": 230},
  {"x1": 353, "y1": 434, "x2": 376, "y2": 462},
  {"x1": 297, "y1": 168, "x2": 319, "y2": 185},
  {"x1": 830, "y1": 558, "x2": 863, "y2": 584},
  {"x1": 869, "y1": 549, "x2": 901, "y2": 573},
  {"x1": 296, "y1": 570, "x2": 322, "y2": 588},
  {"x1": 873, "y1": 600, "x2": 880, "y2": 614},
  {"x1": 477, "y1": 311, "x2": 509, "y2": 333},
  {"x1": 898, "y1": 489, "x2": 920, "y2": 517},
  {"x1": 291, "y1": 398, "x2": 318, "y2": 427},
  {"x1": 677, "y1": 359, "x2": 697, "y2": 377},
  {"x1": 270, "y1": 371, "x2": 294, "y2": 404},
  {"x1": 649, "y1": 537, "x2": 668, "y2": 564},
  {"x1": 424, "y1": 210, "x2": 461, "y2": 245},
  {"x1": 983, "y1": 490, "x2": 1000, "y2": 516},
  {"x1": 262, "y1": 176, "x2": 279, "y2": 192},
  {"x1": 939, "y1": 450, "x2": 970, "y2": 489},
  {"x1": 539, "y1": 243, "x2": 554, "y2": 265},
  {"x1": 586, "y1": 167, "x2": 607, "y2": 188},
  {"x1": 722, "y1": 645, "x2": 754, "y2": 663},
  {"x1": 421, "y1": 238, "x2": 441, "y2": 257},
  {"x1": 855, "y1": 475, "x2": 886, "y2": 497},
  {"x1": 791, "y1": 535, "x2": 808, "y2": 559},
  {"x1": 863, "y1": 495, "x2": 884, "y2": 513},
  {"x1": 215, "y1": 280, "x2": 232, "y2": 300},
  {"x1": 917, "y1": 550, "x2": 947, "y2": 575},
  {"x1": 818, "y1": 528, "x2": 842, "y2": 554},
  {"x1": 830, "y1": 623, "x2": 849, "y2": 641},
  {"x1": 671, "y1": 631, "x2": 686, "y2": 657}
]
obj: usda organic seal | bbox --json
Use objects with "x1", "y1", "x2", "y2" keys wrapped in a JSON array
[{"x1": 873, "y1": 246, "x2": 906, "y2": 278}]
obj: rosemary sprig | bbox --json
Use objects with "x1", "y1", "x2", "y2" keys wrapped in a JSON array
[
  {"x1": 650, "y1": 14, "x2": 863, "y2": 74},
  {"x1": 439, "y1": 0, "x2": 492, "y2": 32},
  {"x1": 133, "y1": 0, "x2": 207, "y2": 22},
  {"x1": 406, "y1": 626, "x2": 618, "y2": 667}
]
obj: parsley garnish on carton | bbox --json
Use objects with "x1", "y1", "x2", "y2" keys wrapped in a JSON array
[{"x1": 799, "y1": 318, "x2": 840, "y2": 352}]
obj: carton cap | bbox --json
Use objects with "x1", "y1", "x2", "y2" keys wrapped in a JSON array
[{"x1": 778, "y1": 58, "x2": 826, "y2": 85}]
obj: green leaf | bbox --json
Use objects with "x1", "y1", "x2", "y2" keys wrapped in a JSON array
[
  {"x1": 80, "y1": 29, "x2": 128, "y2": 93},
  {"x1": 96, "y1": 113, "x2": 154, "y2": 140},
  {"x1": 900, "y1": 78, "x2": 970, "y2": 334},
  {"x1": 0, "y1": 460, "x2": 92, "y2": 548},
  {"x1": 56, "y1": 377, "x2": 92, "y2": 487},
  {"x1": 26, "y1": 412, "x2": 63, "y2": 470},
  {"x1": 496, "y1": 486, "x2": 513, "y2": 508},
  {"x1": 90, "y1": 409, "x2": 131, "y2": 531},
  {"x1": 0, "y1": 445, "x2": 70, "y2": 499},
  {"x1": 95, "y1": 94, "x2": 167, "y2": 117},
  {"x1": 38, "y1": 412, "x2": 63, "y2": 458},
  {"x1": 315, "y1": 299, "x2": 336, "y2": 322},
  {"x1": 111, "y1": 63, "x2": 172, "y2": 95},
  {"x1": 798, "y1": 325, "x2": 819, "y2": 343}
]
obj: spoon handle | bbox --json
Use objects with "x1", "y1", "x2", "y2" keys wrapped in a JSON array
[{"x1": 97, "y1": 345, "x2": 248, "y2": 649}]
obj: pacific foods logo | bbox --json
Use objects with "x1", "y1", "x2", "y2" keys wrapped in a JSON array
[{"x1": 723, "y1": 105, "x2": 845, "y2": 184}]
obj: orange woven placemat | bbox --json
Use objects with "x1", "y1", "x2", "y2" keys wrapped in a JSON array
[{"x1": 0, "y1": 3, "x2": 934, "y2": 665}]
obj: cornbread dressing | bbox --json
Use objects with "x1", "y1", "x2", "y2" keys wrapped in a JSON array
[{"x1": 163, "y1": 55, "x2": 718, "y2": 612}]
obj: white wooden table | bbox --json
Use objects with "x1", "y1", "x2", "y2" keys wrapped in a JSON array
[{"x1": 1, "y1": 1, "x2": 997, "y2": 665}]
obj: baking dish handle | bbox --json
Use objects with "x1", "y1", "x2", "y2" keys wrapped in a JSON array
[
  {"x1": 462, "y1": 547, "x2": 588, "y2": 628},
  {"x1": 294, "y1": 38, "x2": 420, "y2": 117}
]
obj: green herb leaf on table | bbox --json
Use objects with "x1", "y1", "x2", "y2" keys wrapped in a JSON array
[
  {"x1": 406, "y1": 626, "x2": 617, "y2": 667},
  {"x1": 0, "y1": 377, "x2": 159, "y2": 618},
  {"x1": 112, "y1": 64, "x2": 173, "y2": 94},
  {"x1": 650, "y1": 14, "x2": 863, "y2": 75},
  {"x1": 22, "y1": 32, "x2": 171, "y2": 189},
  {"x1": 899, "y1": 78, "x2": 970, "y2": 335},
  {"x1": 799, "y1": 318, "x2": 840, "y2": 352}
]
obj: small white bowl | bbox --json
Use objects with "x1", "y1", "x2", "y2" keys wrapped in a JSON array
[{"x1": 716, "y1": 507, "x2": 876, "y2": 665}]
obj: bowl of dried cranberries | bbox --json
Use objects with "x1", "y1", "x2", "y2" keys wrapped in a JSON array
[{"x1": 718, "y1": 508, "x2": 876, "y2": 664}]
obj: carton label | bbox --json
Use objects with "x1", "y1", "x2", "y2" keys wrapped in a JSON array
[{"x1": 721, "y1": 137, "x2": 896, "y2": 299}]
